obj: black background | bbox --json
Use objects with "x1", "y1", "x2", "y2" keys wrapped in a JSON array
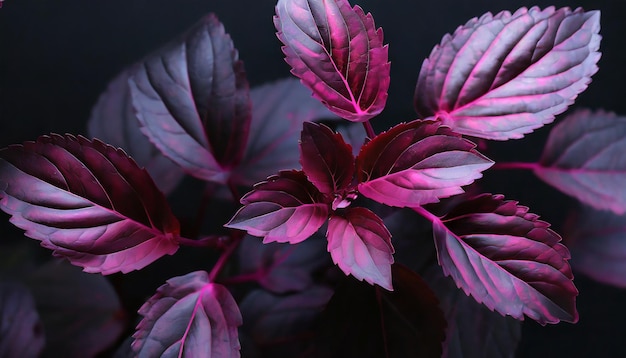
[{"x1": 2, "y1": 0, "x2": 626, "y2": 356}]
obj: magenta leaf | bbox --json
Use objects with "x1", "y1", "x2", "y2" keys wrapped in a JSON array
[
  {"x1": 564, "y1": 205, "x2": 626, "y2": 288},
  {"x1": 238, "y1": 234, "x2": 330, "y2": 294},
  {"x1": 274, "y1": 0, "x2": 390, "y2": 122},
  {"x1": 432, "y1": 194, "x2": 578, "y2": 324},
  {"x1": 311, "y1": 264, "x2": 446, "y2": 357},
  {"x1": 535, "y1": 109, "x2": 626, "y2": 214},
  {"x1": 414, "y1": 7, "x2": 601, "y2": 140},
  {"x1": 226, "y1": 170, "x2": 328, "y2": 244},
  {"x1": 0, "y1": 282, "x2": 45, "y2": 358},
  {"x1": 132, "y1": 271, "x2": 242, "y2": 357},
  {"x1": 327, "y1": 207, "x2": 394, "y2": 291},
  {"x1": 423, "y1": 265, "x2": 522, "y2": 358},
  {"x1": 129, "y1": 14, "x2": 251, "y2": 183},
  {"x1": 232, "y1": 78, "x2": 337, "y2": 187},
  {"x1": 356, "y1": 120, "x2": 493, "y2": 207},
  {"x1": 0, "y1": 134, "x2": 180, "y2": 274},
  {"x1": 300, "y1": 122, "x2": 354, "y2": 195},
  {"x1": 88, "y1": 66, "x2": 184, "y2": 194}
]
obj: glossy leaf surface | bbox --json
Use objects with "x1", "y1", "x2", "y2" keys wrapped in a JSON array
[
  {"x1": 433, "y1": 194, "x2": 578, "y2": 324},
  {"x1": 536, "y1": 109, "x2": 626, "y2": 214},
  {"x1": 0, "y1": 134, "x2": 180, "y2": 274},
  {"x1": 88, "y1": 66, "x2": 184, "y2": 194},
  {"x1": 357, "y1": 120, "x2": 493, "y2": 207},
  {"x1": 275, "y1": 0, "x2": 390, "y2": 122},
  {"x1": 132, "y1": 271, "x2": 242, "y2": 358},
  {"x1": 300, "y1": 122, "x2": 354, "y2": 195},
  {"x1": 233, "y1": 78, "x2": 336, "y2": 187},
  {"x1": 0, "y1": 282, "x2": 44, "y2": 358},
  {"x1": 312, "y1": 264, "x2": 446, "y2": 358},
  {"x1": 226, "y1": 170, "x2": 328, "y2": 244},
  {"x1": 130, "y1": 14, "x2": 251, "y2": 183},
  {"x1": 327, "y1": 207, "x2": 394, "y2": 290},
  {"x1": 414, "y1": 7, "x2": 601, "y2": 140}
]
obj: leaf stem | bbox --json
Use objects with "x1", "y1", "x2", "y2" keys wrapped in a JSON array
[
  {"x1": 177, "y1": 235, "x2": 228, "y2": 248},
  {"x1": 363, "y1": 121, "x2": 376, "y2": 138},
  {"x1": 491, "y1": 162, "x2": 540, "y2": 171},
  {"x1": 219, "y1": 271, "x2": 263, "y2": 286},
  {"x1": 411, "y1": 205, "x2": 442, "y2": 224},
  {"x1": 208, "y1": 231, "x2": 244, "y2": 282}
]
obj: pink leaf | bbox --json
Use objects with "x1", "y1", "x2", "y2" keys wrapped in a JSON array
[
  {"x1": 0, "y1": 134, "x2": 180, "y2": 274},
  {"x1": 225, "y1": 170, "x2": 328, "y2": 244},
  {"x1": 327, "y1": 207, "x2": 394, "y2": 290},
  {"x1": 0, "y1": 283, "x2": 45, "y2": 358},
  {"x1": 300, "y1": 122, "x2": 354, "y2": 195},
  {"x1": 356, "y1": 120, "x2": 493, "y2": 207},
  {"x1": 414, "y1": 7, "x2": 601, "y2": 140},
  {"x1": 274, "y1": 0, "x2": 390, "y2": 122},
  {"x1": 132, "y1": 271, "x2": 242, "y2": 358},
  {"x1": 432, "y1": 194, "x2": 578, "y2": 324},
  {"x1": 232, "y1": 78, "x2": 337, "y2": 187},
  {"x1": 88, "y1": 66, "x2": 184, "y2": 194},
  {"x1": 535, "y1": 109, "x2": 626, "y2": 214},
  {"x1": 129, "y1": 14, "x2": 251, "y2": 183}
]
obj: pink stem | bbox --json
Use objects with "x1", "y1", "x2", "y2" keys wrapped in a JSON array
[
  {"x1": 219, "y1": 271, "x2": 264, "y2": 286},
  {"x1": 177, "y1": 235, "x2": 228, "y2": 248},
  {"x1": 363, "y1": 121, "x2": 376, "y2": 139},
  {"x1": 411, "y1": 205, "x2": 442, "y2": 224},
  {"x1": 208, "y1": 231, "x2": 244, "y2": 282},
  {"x1": 491, "y1": 162, "x2": 540, "y2": 171}
]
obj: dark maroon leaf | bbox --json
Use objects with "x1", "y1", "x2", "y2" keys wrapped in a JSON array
[
  {"x1": 432, "y1": 194, "x2": 578, "y2": 324},
  {"x1": 327, "y1": 207, "x2": 394, "y2": 290},
  {"x1": 226, "y1": 170, "x2": 329, "y2": 244},
  {"x1": 238, "y1": 234, "x2": 330, "y2": 294},
  {"x1": 0, "y1": 282, "x2": 44, "y2": 358},
  {"x1": 311, "y1": 264, "x2": 446, "y2": 358},
  {"x1": 0, "y1": 134, "x2": 180, "y2": 274},
  {"x1": 300, "y1": 122, "x2": 354, "y2": 195},
  {"x1": 232, "y1": 78, "x2": 337, "y2": 188},
  {"x1": 129, "y1": 14, "x2": 251, "y2": 183},
  {"x1": 536, "y1": 109, "x2": 626, "y2": 214},
  {"x1": 25, "y1": 259, "x2": 125, "y2": 358},
  {"x1": 423, "y1": 265, "x2": 522, "y2": 358},
  {"x1": 88, "y1": 66, "x2": 184, "y2": 194},
  {"x1": 564, "y1": 204, "x2": 626, "y2": 288},
  {"x1": 414, "y1": 7, "x2": 601, "y2": 140},
  {"x1": 356, "y1": 120, "x2": 493, "y2": 207},
  {"x1": 274, "y1": 0, "x2": 390, "y2": 122},
  {"x1": 132, "y1": 271, "x2": 242, "y2": 358}
]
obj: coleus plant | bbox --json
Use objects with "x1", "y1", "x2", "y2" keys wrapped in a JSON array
[{"x1": 1, "y1": 0, "x2": 618, "y2": 356}]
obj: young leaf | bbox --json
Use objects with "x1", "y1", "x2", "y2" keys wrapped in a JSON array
[
  {"x1": 535, "y1": 109, "x2": 626, "y2": 214},
  {"x1": 232, "y1": 78, "x2": 337, "y2": 187},
  {"x1": 300, "y1": 122, "x2": 354, "y2": 195},
  {"x1": 129, "y1": 13, "x2": 251, "y2": 183},
  {"x1": 414, "y1": 7, "x2": 601, "y2": 140},
  {"x1": 432, "y1": 194, "x2": 578, "y2": 324},
  {"x1": 311, "y1": 264, "x2": 446, "y2": 357},
  {"x1": 564, "y1": 204, "x2": 626, "y2": 288},
  {"x1": 132, "y1": 271, "x2": 242, "y2": 357},
  {"x1": 88, "y1": 66, "x2": 184, "y2": 194},
  {"x1": 0, "y1": 283, "x2": 45, "y2": 358},
  {"x1": 356, "y1": 120, "x2": 493, "y2": 207},
  {"x1": 226, "y1": 170, "x2": 328, "y2": 244},
  {"x1": 0, "y1": 134, "x2": 180, "y2": 274},
  {"x1": 274, "y1": 0, "x2": 390, "y2": 122},
  {"x1": 327, "y1": 207, "x2": 394, "y2": 291}
]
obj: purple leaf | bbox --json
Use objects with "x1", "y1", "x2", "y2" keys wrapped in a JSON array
[
  {"x1": 414, "y1": 7, "x2": 601, "y2": 140},
  {"x1": 25, "y1": 259, "x2": 125, "y2": 358},
  {"x1": 226, "y1": 170, "x2": 328, "y2": 244},
  {"x1": 564, "y1": 205, "x2": 626, "y2": 288},
  {"x1": 232, "y1": 78, "x2": 337, "y2": 187},
  {"x1": 88, "y1": 66, "x2": 184, "y2": 194},
  {"x1": 0, "y1": 282, "x2": 45, "y2": 358},
  {"x1": 432, "y1": 194, "x2": 578, "y2": 324},
  {"x1": 132, "y1": 271, "x2": 242, "y2": 358},
  {"x1": 238, "y1": 234, "x2": 330, "y2": 294},
  {"x1": 274, "y1": 0, "x2": 390, "y2": 122},
  {"x1": 356, "y1": 120, "x2": 493, "y2": 207},
  {"x1": 129, "y1": 14, "x2": 251, "y2": 183},
  {"x1": 0, "y1": 134, "x2": 180, "y2": 274},
  {"x1": 327, "y1": 207, "x2": 394, "y2": 290},
  {"x1": 536, "y1": 109, "x2": 626, "y2": 214},
  {"x1": 300, "y1": 122, "x2": 354, "y2": 195},
  {"x1": 311, "y1": 264, "x2": 446, "y2": 357}
]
